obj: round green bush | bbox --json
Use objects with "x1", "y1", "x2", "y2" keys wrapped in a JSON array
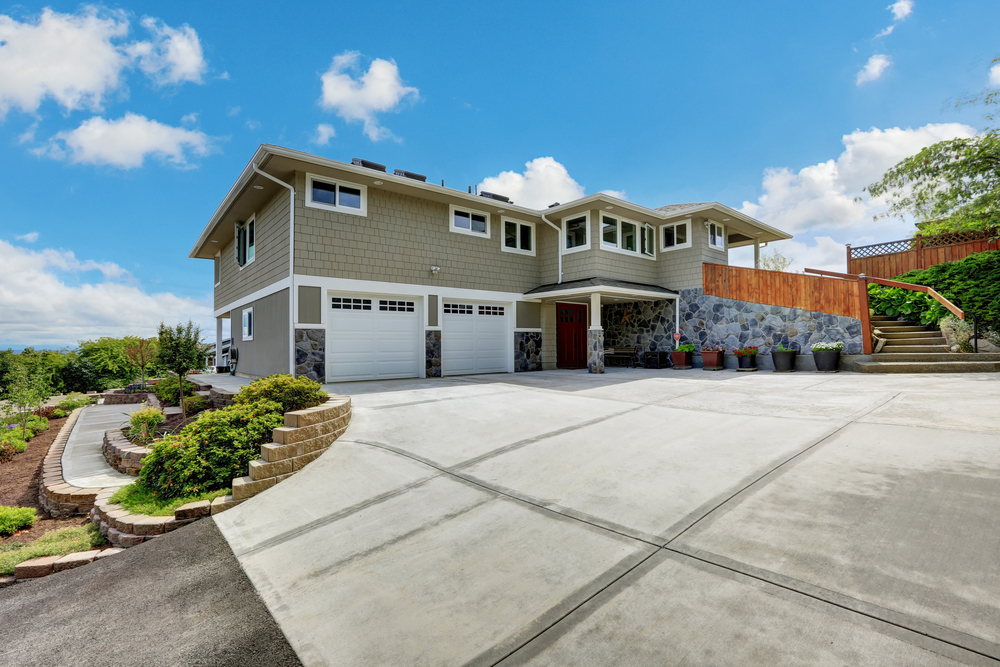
[
  {"x1": 0, "y1": 506, "x2": 36, "y2": 536},
  {"x1": 138, "y1": 400, "x2": 284, "y2": 499},
  {"x1": 232, "y1": 374, "x2": 327, "y2": 414},
  {"x1": 153, "y1": 376, "x2": 198, "y2": 407},
  {"x1": 51, "y1": 408, "x2": 67, "y2": 419}
]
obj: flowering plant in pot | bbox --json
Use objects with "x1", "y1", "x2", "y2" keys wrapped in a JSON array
[
  {"x1": 772, "y1": 343, "x2": 797, "y2": 373},
  {"x1": 701, "y1": 345, "x2": 725, "y2": 370},
  {"x1": 733, "y1": 346, "x2": 759, "y2": 371},
  {"x1": 812, "y1": 341, "x2": 844, "y2": 372},
  {"x1": 670, "y1": 344, "x2": 695, "y2": 369}
]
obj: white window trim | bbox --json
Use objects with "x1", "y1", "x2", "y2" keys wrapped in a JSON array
[
  {"x1": 242, "y1": 307, "x2": 254, "y2": 341},
  {"x1": 214, "y1": 251, "x2": 221, "y2": 286},
  {"x1": 562, "y1": 212, "x2": 591, "y2": 255},
  {"x1": 305, "y1": 172, "x2": 369, "y2": 217},
  {"x1": 660, "y1": 220, "x2": 693, "y2": 252},
  {"x1": 449, "y1": 204, "x2": 491, "y2": 238},
  {"x1": 642, "y1": 223, "x2": 656, "y2": 258},
  {"x1": 706, "y1": 220, "x2": 726, "y2": 252},
  {"x1": 500, "y1": 216, "x2": 536, "y2": 256},
  {"x1": 236, "y1": 215, "x2": 256, "y2": 270},
  {"x1": 598, "y1": 214, "x2": 656, "y2": 261}
]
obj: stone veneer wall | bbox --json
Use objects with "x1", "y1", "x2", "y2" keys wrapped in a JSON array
[
  {"x1": 514, "y1": 332, "x2": 542, "y2": 372},
  {"x1": 425, "y1": 330, "x2": 442, "y2": 377},
  {"x1": 602, "y1": 299, "x2": 677, "y2": 365},
  {"x1": 587, "y1": 329, "x2": 605, "y2": 373},
  {"x1": 294, "y1": 329, "x2": 325, "y2": 381}
]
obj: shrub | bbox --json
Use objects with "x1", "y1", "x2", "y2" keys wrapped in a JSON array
[
  {"x1": 129, "y1": 404, "x2": 165, "y2": 442},
  {"x1": 138, "y1": 400, "x2": 284, "y2": 499},
  {"x1": 153, "y1": 376, "x2": 198, "y2": 407},
  {"x1": 58, "y1": 392, "x2": 96, "y2": 412},
  {"x1": 182, "y1": 395, "x2": 209, "y2": 415},
  {"x1": 52, "y1": 408, "x2": 67, "y2": 419},
  {"x1": 233, "y1": 374, "x2": 327, "y2": 414},
  {"x1": 674, "y1": 344, "x2": 695, "y2": 353},
  {"x1": 0, "y1": 506, "x2": 36, "y2": 536},
  {"x1": 0, "y1": 441, "x2": 16, "y2": 464},
  {"x1": 60, "y1": 357, "x2": 99, "y2": 393}
]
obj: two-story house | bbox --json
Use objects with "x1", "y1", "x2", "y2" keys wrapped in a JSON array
[{"x1": 190, "y1": 145, "x2": 792, "y2": 381}]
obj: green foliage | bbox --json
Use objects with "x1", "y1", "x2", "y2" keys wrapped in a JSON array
[
  {"x1": 129, "y1": 404, "x2": 166, "y2": 443},
  {"x1": 1, "y1": 364, "x2": 51, "y2": 442},
  {"x1": 138, "y1": 400, "x2": 284, "y2": 500},
  {"x1": 0, "y1": 523, "x2": 106, "y2": 575},
  {"x1": 775, "y1": 343, "x2": 796, "y2": 352},
  {"x1": 156, "y1": 321, "x2": 203, "y2": 420},
  {"x1": 58, "y1": 392, "x2": 96, "y2": 411},
  {"x1": 109, "y1": 482, "x2": 230, "y2": 516},
  {"x1": 232, "y1": 374, "x2": 327, "y2": 414},
  {"x1": 867, "y1": 285, "x2": 946, "y2": 327},
  {"x1": 153, "y1": 376, "x2": 198, "y2": 406},
  {"x1": 125, "y1": 338, "x2": 158, "y2": 386},
  {"x1": 0, "y1": 506, "x2": 36, "y2": 537},
  {"x1": 675, "y1": 344, "x2": 695, "y2": 352},
  {"x1": 182, "y1": 395, "x2": 209, "y2": 415},
  {"x1": 59, "y1": 356, "x2": 99, "y2": 393},
  {"x1": 51, "y1": 408, "x2": 67, "y2": 419}
]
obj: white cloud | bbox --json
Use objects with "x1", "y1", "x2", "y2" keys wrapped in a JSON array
[
  {"x1": 319, "y1": 51, "x2": 418, "y2": 141},
  {"x1": 244, "y1": 119, "x2": 261, "y2": 130},
  {"x1": 15, "y1": 232, "x2": 38, "y2": 243},
  {"x1": 857, "y1": 54, "x2": 892, "y2": 85},
  {"x1": 889, "y1": 0, "x2": 914, "y2": 21},
  {"x1": 480, "y1": 158, "x2": 584, "y2": 209},
  {"x1": 990, "y1": 63, "x2": 1000, "y2": 86},
  {"x1": 38, "y1": 113, "x2": 212, "y2": 169},
  {"x1": 875, "y1": 24, "x2": 895, "y2": 38},
  {"x1": 313, "y1": 123, "x2": 336, "y2": 145},
  {"x1": 0, "y1": 239, "x2": 211, "y2": 347},
  {"x1": 0, "y1": 7, "x2": 131, "y2": 118},
  {"x1": 126, "y1": 17, "x2": 206, "y2": 86},
  {"x1": 600, "y1": 189, "x2": 628, "y2": 201},
  {"x1": 181, "y1": 112, "x2": 198, "y2": 124}
]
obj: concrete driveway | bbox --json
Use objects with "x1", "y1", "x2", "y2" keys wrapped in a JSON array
[{"x1": 214, "y1": 368, "x2": 1000, "y2": 666}]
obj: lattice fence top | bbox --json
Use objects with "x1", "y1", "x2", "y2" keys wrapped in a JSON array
[
  {"x1": 850, "y1": 238, "x2": 915, "y2": 258},
  {"x1": 920, "y1": 228, "x2": 996, "y2": 248},
  {"x1": 850, "y1": 227, "x2": 997, "y2": 258}
]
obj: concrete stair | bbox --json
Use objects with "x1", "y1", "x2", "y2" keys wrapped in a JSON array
[{"x1": 858, "y1": 316, "x2": 1000, "y2": 373}]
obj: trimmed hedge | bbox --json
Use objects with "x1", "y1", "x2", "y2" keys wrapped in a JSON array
[
  {"x1": 0, "y1": 506, "x2": 36, "y2": 536},
  {"x1": 232, "y1": 374, "x2": 326, "y2": 414}
]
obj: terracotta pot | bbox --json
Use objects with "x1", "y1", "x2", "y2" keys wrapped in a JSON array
[
  {"x1": 701, "y1": 350, "x2": 724, "y2": 369},
  {"x1": 670, "y1": 351, "x2": 693, "y2": 368}
]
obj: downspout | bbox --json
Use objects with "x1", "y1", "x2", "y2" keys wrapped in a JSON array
[
  {"x1": 251, "y1": 163, "x2": 296, "y2": 375},
  {"x1": 540, "y1": 211, "x2": 562, "y2": 284},
  {"x1": 675, "y1": 296, "x2": 680, "y2": 349}
]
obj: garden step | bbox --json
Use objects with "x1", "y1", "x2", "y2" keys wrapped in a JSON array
[
  {"x1": 877, "y1": 345, "x2": 952, "y2": 353},
  {"x1": 871, "y1": 325, "x2": 929, "y2": 333},
  {"x1": 857, "y1": 360, "x2": 1000, "y2": 373},
  {"x1": 14, "y1": 555, "x2": 62, "y2": 579},
  {"x1": 871, "y1": 352, "x2": 1000, "y2": 362},
  {"x1": 880, "y1": 332, "x2": 946, "y2": 341},
  {"x1": 53, "y1": 550, "x2": 101, "y2": 572},
  {"x1": 872, "y1": 320, "x2": 921, "y2": 327}
]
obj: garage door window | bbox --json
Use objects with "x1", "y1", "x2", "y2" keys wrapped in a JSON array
[
  {"x1": 478, "y1": 306, "x2": 505, "y2": 316},
  {"x1": 332, "y1": 297, "x2": 372, "y2": 310},
  {"x1": 379, "y1": 300, "x2": 415, "y2": 312},
  {"x1": 444, "y1": 303, "x2": 473, "y2": 314}
]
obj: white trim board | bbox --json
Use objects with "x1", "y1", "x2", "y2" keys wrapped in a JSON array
[{"x1": 214, "y1": 277, "x2": 290, "y2": 318}]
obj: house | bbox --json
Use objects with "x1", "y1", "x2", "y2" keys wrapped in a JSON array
[
  {"x1": 203, "y1": 337, "x2": 232, "y2": 370},
  {"x1": 189, "y1": 145, "x2": 792, "y2": 381}
]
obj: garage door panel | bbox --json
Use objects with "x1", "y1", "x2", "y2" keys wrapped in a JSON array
[
  {"x1": 442, "y1": 303, "x2": 509, "y2": 376},
  {"x1": 327, "y1": 296, "x2": 420, "y2": 382}
]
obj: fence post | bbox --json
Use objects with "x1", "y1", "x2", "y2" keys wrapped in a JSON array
[
  {"x1": 859, "y1": 274, "x2": 873, "y2": 355},
  {"x1": 916, "y1": 234, "x2": 923, "y2": 269},
  {"x1": 845, "y1": 243, "x2": 851, "y2": 273}
]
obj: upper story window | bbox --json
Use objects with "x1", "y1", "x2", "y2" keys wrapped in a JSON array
[
  {"x1": 235, "y1": 216, "x2": 255, "y2": 268},
  {"x1": 601, "y1": 214, "x2": 655, "y2": 259},
  {"x1": 502, "y1": 217, "x2": 535, "y2": 256},
  {"x1": 563, "y1": 213, "x2": 590, "y2": 254},
  {"x1": 708, "y1": 221, "x2": 726, "y2": 250},
  {"x1": 450, "y1": 204, "x2": 490, "y2": 237},
  {"x1": 661, "y1": 221, "x2": 691, "y2": 252},
  {"x1": 306, "y1": 173, "x2": 368, "y2": 217}
]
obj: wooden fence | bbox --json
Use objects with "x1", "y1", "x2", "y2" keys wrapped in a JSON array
[
  {"x1": 847, "y1": 228, "x2": 998, "y2": 278},
  {"x1": 702, "y1": 263, "x2": 864, "y2": 320}
]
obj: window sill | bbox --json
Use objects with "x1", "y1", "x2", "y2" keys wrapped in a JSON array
[
  {"x1": 450, "y1": 225, "x2": 490, "y2": 238},
  {"x1": 598, "y1": 245, "x2": 656, "y2": 261},
  {"x1": 501, "y1": 245, "x2": 535, "y2": 257},
  {"x1": 563, "y1": 245, "x2": 590, "y2": 256}
]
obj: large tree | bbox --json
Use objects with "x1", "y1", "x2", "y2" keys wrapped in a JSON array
[{"x1": 155, "y1": 322, "x2": 203, "y2": 420}]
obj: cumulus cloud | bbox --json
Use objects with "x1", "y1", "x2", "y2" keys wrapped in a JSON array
[
  {"x1": 875, "y1": 25, "x2": 895, "y2": 38},
  {"x1": 888, "y1": 0, "x2": 914, "y2": 21},
  {"x1": 990, "y1": 63, "x2": 1000, "y2": 87},
  {"x1": 0, "y1": 7, "x2": 131, "y2": 118},
  {"x1": 16, "y1": 232, "x2": 38, "y2": 243},
  {"x1": 0, "y1": 239, "x2": 211, "y2": 347},
  {"x1": 37, "y1": 113, "x2": 212, "y2": 169},
  {"x1": 319, "y1": 51, "x2": 418, "y2": 141},
  {"x1": 181, "y1": 112, "x2": 198, "y2": 124},
  {"x1": 313, "y1": 123, "x2": 336, "y2": 145},
  {"x1": 857, "y1": 54, "x2": 892, "y2": 85},
  {"x1": 478, "y1": 157, "x2": 630, "y2": 209},
  {"x1": 126, "y1": 17, "x2": 206, "y2": 86}
]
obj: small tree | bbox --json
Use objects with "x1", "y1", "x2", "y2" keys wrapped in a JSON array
[
  {"x1": 125, "y1": 338, "x2": 158, "y2": 388},
  {"x1": 155, "y1": 321, "x2": 203, "y2": 421},
  {"x1": 759, "y1": 248, "x2": 794, "y2": 272},
  {"x1": 3, "y1": 364, "x2": 51, "y2": 441}
]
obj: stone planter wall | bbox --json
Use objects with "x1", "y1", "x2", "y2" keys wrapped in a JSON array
[
  {"x1": 102, "y1": 427, "x2": 151, "y2": 476},
  {"x1": 38, "y1": 409, "x2": 111, "y2": 518}
]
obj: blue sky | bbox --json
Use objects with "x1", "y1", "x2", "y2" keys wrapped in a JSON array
[{"x1": 1, "y1": 1, "x2": 999, "y2": 348}]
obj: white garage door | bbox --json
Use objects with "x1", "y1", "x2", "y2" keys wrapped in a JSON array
[
  {"x1": 327, "y1": 296, "x2": 420, "y2": 382},
  {"x1": 442, "y1": 302, "x2": 509, "y2": 376}
]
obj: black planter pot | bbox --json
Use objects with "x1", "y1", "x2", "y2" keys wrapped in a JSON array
[
  {"x1": 813, "y1": 350, "x2": 841, "y2": 372},
  {"x1": 737, "y1": 355, "x2": 757, "y2": 371},
  {"x1": 772, "y1": 350, "x2": 796, "y2": 372}
]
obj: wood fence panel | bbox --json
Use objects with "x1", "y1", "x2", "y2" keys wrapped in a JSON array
[
  {"x1": 847, "y1": 228, "x2": 998, "y2": 278},
  {"x1": 702, "y1": 263, "x2": 859, "y2": 319}
]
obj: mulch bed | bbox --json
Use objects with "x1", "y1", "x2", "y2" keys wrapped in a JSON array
[{"x1": 0, "y1": 417, "x2": 90, "y2": 547}]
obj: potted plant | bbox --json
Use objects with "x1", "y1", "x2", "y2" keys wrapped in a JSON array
[
  {"x1": 733, "y1": 346, "x2": 758, "y2": 371},
  {"x1": 701, "y1": 345, "x2": 725, "y2": 371},
  {"x1": 670, "y1": 344, "x2": 695, "y2": 369},
  {"x1": 772, "y1": 343, "x2": 797, "y2": 373},
  {"x1": 812, "y1": 341, "x2": 843, "y2": 372}
]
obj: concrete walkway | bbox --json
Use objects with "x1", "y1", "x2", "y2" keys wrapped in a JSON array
[
  {"x1": 62, "y1": 404, "x2": 143, "y2": 489},
  {"x1": 213, "y1": 368, "x2": 1000, "y2": 666}
]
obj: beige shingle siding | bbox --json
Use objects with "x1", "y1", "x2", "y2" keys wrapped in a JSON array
[
  {"x1": 215, "y1": 189, "x2": 291, "y2": 311},
  {"x1": 659, "y1": 219, "x2": 728, "y2": 291}
]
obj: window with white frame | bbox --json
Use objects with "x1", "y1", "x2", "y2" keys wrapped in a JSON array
[
  {"x1": 214, "y1": 252, "x2": 221, "y2": 286},
  {"x1": 235, "y1": 216, "x2": 255, "y2": 267},
  {"x1": 563, "y1": 213, "x2": 589, "y2": 253},
  {"x1": 450, "y1": 205, "x2": 490, "y2": 237},
  {"x1": 305, "y1": 173, "x2": 367, "y2": 216},
  {"x1": 241, "y1": 307, "x2": 254, "y2": 341},
  {"x1": 600, "y1": 214, "x2": 654, "y2": 258},
  {"x1": 502, "y1": 218, "x2": 535, "y2": 255},
  {"x1": 641, "y1": 224, "x2": 655, "y2": 257},
  {"x1": 708, "y1": 220, "x2": 726, "y2": 250},
  {"x1": 661, "y1": 220, "x2": 691, "y2": 251}
]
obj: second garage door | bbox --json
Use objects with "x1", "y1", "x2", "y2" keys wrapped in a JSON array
[
  {"x1": 442, "y1": 302, "x2": 509, "y2": 376},
  {"x1": 326, "y1": 296, "x2": 420, "y2": 382}
]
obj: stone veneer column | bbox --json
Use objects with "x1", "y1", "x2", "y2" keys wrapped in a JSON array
[{"x1": 588, "y1": 292, "x2": 604, "y2": 373}]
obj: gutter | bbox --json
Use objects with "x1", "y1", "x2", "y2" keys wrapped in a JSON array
[
  {"x1": 251, "y1": 163, "x2": 296, "y2": 376},
  {"x1": 539, "y1": 211, "x2": 562, "y2": 284}
]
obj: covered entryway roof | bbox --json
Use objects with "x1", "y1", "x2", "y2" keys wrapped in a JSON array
[{"x1": 523, "y1": 277, "x2": 678, "y2": 304}]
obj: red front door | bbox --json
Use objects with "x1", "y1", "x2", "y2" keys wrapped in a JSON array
[{"x1": 557, "y1": 302, "x2": 588, "y2": 368}]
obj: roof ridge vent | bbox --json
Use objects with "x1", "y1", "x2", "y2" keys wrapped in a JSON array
[
  {"x1": 393, "y1": 168, "x2": 427, "y2": 182},
  {"x1": 351, "y1": 158, "x2": 387, "y2": 172},
  {"x1": 479, "y1": 190, "x2": 511, "y2": 203}
]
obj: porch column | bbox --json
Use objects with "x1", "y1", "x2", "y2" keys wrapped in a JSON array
[
  {"x1": 754, "y1": 238, "x2": 761, "y2": 269},
  {"x1": 588, "y1": 292, "x2": 605, "y2": 374},
  {"x1": 215, "y1": 317, "x2": 224, "y2": 370}
]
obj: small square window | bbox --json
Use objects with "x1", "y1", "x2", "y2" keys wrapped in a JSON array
[
  {"x1": 306, "y1": 173, "x2": 368, "y2": 216},
  {"x1": 709, "y1": 221, "x2": 726, "y2": 250},
  {"x1": 501, "y1": 218, "x2": 535, "y2": 255},
  {"x1": 312, "y1": 180, "x2": 337, "y2": 206},
  {"x1": 661, "y1": 221, "x2": 692, "y2": 252},
  {"x1": 564, "y1": 215, "x2": 589, "y2": 251},
  {"x1": 621, "y1": 221, "x2": 637, "y2": 252},
  {"x1": 602, "y1": 216, "x2": 618, "y2": 246},
  {"x1": 450, "y1": 206, "x2": 490, "y2": 237},
  {"x1": 339, "y1": 186, "x2": 362, "y2": 209}
]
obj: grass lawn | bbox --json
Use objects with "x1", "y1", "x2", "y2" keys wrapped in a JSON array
[
  {"x1": 109, "y1": 482, "x2": 230, "y2": 517},
  {"x1": 0, "y1": 523, "x2": 107, "y2": 575}
]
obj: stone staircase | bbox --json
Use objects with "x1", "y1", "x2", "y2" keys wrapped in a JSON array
[{"x1": 857, "y1": 315, "x2": 1000, "y2": 373}]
